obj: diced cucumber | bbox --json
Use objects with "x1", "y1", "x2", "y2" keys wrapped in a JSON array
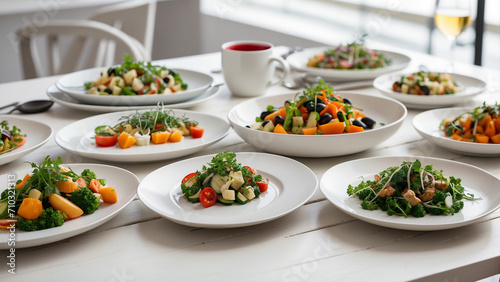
[
  {"x1": 235, "y1": 192, "x2": 249, "y2": 205},
  {"x1": 217, "y1": 195, "x2": 234, "y2": 205},
  {"x1": 210, "y1": 174, "x2": 228, "y2": 194},
  {"x1": 306, "y1": 111, "x2": 318, "y2": 128},
  {"x1": 222, "y1": 189, "x2": 235, "y2": 201},
  {"x1": 187, "y1": 189, "x2": 201, "y2": 203}
]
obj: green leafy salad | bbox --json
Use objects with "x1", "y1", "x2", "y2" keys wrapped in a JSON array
[{"x1": 347, "y1": 160, "x2": 479, "y2": 218}]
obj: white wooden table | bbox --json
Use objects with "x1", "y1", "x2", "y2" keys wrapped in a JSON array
[{"x1": 0, "y1": 49, "x2": 499, "y2": 281}]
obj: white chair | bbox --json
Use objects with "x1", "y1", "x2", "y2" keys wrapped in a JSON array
[
  {"x1": 16, "y1": 20, "x2": 149, "y2": 79},
  {"x1": 89, "y1": 0, "x2": 157, "y2": 59}
]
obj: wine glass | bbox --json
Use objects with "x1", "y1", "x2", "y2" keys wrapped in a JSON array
[{"x1": 434, "y1": 0, "x2": 472, "y2": 72}]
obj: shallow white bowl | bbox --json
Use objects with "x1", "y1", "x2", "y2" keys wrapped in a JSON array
[
  {"x1": 413, "y1": 106, "x2": 500, "y2": 156},
  {"x1": 286, "y1": 47, "x2": 411, "y2": 81},
  {"x1": 374, "y1": 72, "x2": 487, "y2": 110},
  {"x1": 227, "y1": 92, "x2": 407, "y2": 157}
]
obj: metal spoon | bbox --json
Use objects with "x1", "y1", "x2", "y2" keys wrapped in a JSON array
[{"x1": 5, "y1": 100, "x2": 54, "y2": 114}]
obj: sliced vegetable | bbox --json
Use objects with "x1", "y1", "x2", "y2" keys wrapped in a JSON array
[
  {"x1": 99, "y1": 187, "x2": 118, "y2": 203},
  {"x1": 48, "y1": 193, "x2": 84, "y2": 219}
]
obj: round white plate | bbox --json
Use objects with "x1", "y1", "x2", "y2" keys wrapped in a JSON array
[
  {"x1": 374, "y1": 72, "x2": 487, "y2": 109},
  {"x1": 55, "y1": 109, "x2": 231, "y2": 162},
  {"x1": 0, "y1": 116, "x2": 52, "y2": 166},
  {"x1": 56, "y1": 68, "x2": 214, "y2": 106},
  {"x1": 286, "y1": 47, "x2": 411, "y2": 81},
  {"x1": 228, "y1": 92, "x2": 407, "y2": 157},
  {"x1": 47, "y1": 84, "x2": 221, "y2": 112},
  {"x1": 0, "y1": 163, "x2": 138, "y2": 249},
  {"x1": 413, "y1": 106, "x2": 500, "y2": 156},
  {"x1": 137, "y1": 152, "x2": 318, "y2": 228},
  {"x1": 320, "y1": 156, "x2": 500, "y2": 231}
]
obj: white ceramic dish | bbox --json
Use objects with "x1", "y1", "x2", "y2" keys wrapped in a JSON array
[
  {"x1": 320, "y1": 156, "x2": 500, "y2": 231},
  {"x1": 374, "y1": 72, "x2": 487, "y2": 109},
  {"x1": 227, "y1": 92, "x2": 407, "y2": 157},
  {"x1": 47, "y1": 84, "x2": 221, "y2": 112},
  {"x1": 55, "y1": 109, "x2": 231, "y2": 162},
  {"x1": 413, "y1": 106, "x2": 500, "y2": 156},
  {"x1": 286, "y1": 47, "x2": 411, "y2": 81},
  {"x1": 137, "y1": 152, "x2": 318, "y2": 228},
  {"x1": 56, "y1": 68, "x2": 214, "y2": 106},
  {"x1": 0, "y1": 163, "x2": 138, "y2": 249},
  {"x1": 0, "y1": 116, "x2": 52, "y2": 166}
]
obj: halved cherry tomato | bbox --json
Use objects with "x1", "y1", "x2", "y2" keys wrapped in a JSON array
[
  {"x1": 199, "y1": 187, "x2": 217, "y2": 208},
  {"x1": 181, "y1": 172, "x2": 197, "y2": 183},
  {"x1": 189, "y1": 126, "x2": 204, "y2": 139},
  {"x1": 0, "y1": 219, "x2": 16, "y2": 230},
  {"x1": 256, "y1": 179, "x2": 268, "y2": 193},
  {"x1": 95, "y1": 135, "x2": 118, "y2": 147},
  {"x1": 244, "y1": 166, "x2": 257, "y2": 175}
]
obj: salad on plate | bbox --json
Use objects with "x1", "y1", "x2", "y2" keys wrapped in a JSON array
[
  {"x1": 180, "y1": 151, "x2": 269, "y2": 208},
  {"x1": 249, "y1": 81, "x2": 377, "y2": 135},
  {"x1": 440, "y1": 103, "x2": 500, "y2": 144},
  {"x1": 94, "y1": 105, "x2": 204, "y2": 149},
  {"x1": 85, "y1": 55, "x2": 187, "y2": 96},
  {"x1": 347, "y1": 160, "x2": 479, "y2": 218},
  {"x1": 0, "y1": 156, "x2": 118, "y2": 231},
  {"x1": 392, "y1": 71, "x2": 459, "y2": 95},
  {"x1": 0, "y1": 120, "x2": 26, "y2": 155}
]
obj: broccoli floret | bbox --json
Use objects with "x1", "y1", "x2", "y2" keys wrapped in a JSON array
[
  {"x1": 69, "y1": 188, "x2": 100, "y2": 214},
  {"x1": 411, "y1": 204, "x2": 427, "y2": 218},
  {"x1": 451, "y1": 201, "x2": 464, "y2": 213},
  {"x1": 17, "y1": 207, "x2": 66, "y2": 231},
  {"x1": 432, "y1": 190, "x2": 446, "y2": 204},
  {"x1": 81, "y1": 169, "x2": 105, "y2": 186}
]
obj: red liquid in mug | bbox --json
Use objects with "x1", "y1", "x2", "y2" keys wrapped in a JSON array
[{"x1": 226, "y1": 44, "x2": 270, "y2": 51}]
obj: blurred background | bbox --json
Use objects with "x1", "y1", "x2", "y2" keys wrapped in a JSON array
[{"x1": 0, "y1": 0, "x2": 498, "y2": 83}]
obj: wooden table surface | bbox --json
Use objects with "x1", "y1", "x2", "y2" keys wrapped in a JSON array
[{"x1": 0, "y1": 48, "x2": 499, "y2": 281}]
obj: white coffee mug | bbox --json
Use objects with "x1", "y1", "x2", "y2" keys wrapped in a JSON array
[{"x1": 221, "y1": 40, "x2": 290, "y2": 97}]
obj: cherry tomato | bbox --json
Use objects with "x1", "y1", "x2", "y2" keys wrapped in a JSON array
[
  {"x1": 189, "y1": 126, "x2": 204, "y2": 139},
  {"x1": 339, "y1": 60, "x2": 353, "y2": 69},
  {"x1": 181, "y1": 172, "x2": 197, "y2": 183},
  {"x1": 95, "y1": 134, "x2": 118, "y2": 147},
  {"x1": 256, "y1": 179, "x2": 269, "y2": 193},
  {"x1": 244, "y1": 166, "x2": 257, "y2": 175},
  {"x1": 199, "y1": 187, "x2": 217, "y2": 208}
]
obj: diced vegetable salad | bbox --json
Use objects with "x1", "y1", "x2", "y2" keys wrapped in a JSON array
[
  {"x1": 347, "y1": 160, "x2": 478, "y2": 218},
  {"x1": 0, "y1": 156, "x2": 118, "y2": 231},
  {"x1": 181, "y1": 151, "x2": 269, "y2": 208},
  {"x1": 307, "y1": 37, "x2": 390, "y2": 70},
  {"x1": 392, "y1": 71, "x2": 458, "y2": 95},
  {"x1": 0, "y1": 120, "x2": 26, "y2": 155},
  {"x1": 84, "y1": 55, "x2": 187, "y2": 96},
  {"x1": 441, "y1": 103, "x2": 500, "y2": 144},
  {"x1": 249, "y1": 81, "x2": 376, "y2": 135},
  {"x1": 94, "y1": 106, "x2": 204, "y2": 149}
]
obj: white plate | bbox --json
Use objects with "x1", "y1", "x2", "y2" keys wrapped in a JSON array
[
  {"x1": 137, "y1": 152, "x2": 318, "y2": 228},
  {"x1": 56, "y1": 68, "x2": 214, "y2": 106},
  {"x1": 413, "y1": 106, "x2": 500, "y2": 156},
  {"x1": 0, "y1": 163, "x2": 138, "y2": 249},
  {"x1": 374, "y1": 72, "x2": 487, "y2": 109},
  {"x1": 227, "y1": 92, "x2": 407, "y2": 157},
  {"x1": 286, "y1": 47, "x2": 411, "y2": 81},
  {"x1": 47, "y1": 84, "x2": 221, "y2": 112},
  {"x1": 55, "y1": 109, "x2": 231, "y2": 162},
  {"x1": 0, "y1": 116, "x2": 52, "y2": 166},
  {"x1": 320, "y1": 156, "x2": 500, "y2": 231}
]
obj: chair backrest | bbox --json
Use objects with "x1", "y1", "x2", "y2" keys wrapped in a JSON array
[
  {"x1": 90, "y1": 0, "x2": 157, "y2": 59},
  {"x1": 16, "y1": 20, "x2": 149, "y2": 79}
]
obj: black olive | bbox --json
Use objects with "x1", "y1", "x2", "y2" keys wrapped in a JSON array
[
  {"x1": 420, "y1": 85, "x2": 430, "y2": 95},
  {"x1": 163, "y1": 76, "x2": 170, "y2": 84},
  {"x1": 343, "y1": 98, "x2": 352, "y2": 105},
  {"x1": 304, "y1": 101, "x2": 314, "y2": 112},
  {"x1": 337, "y1": 111, "x2": 345, "y2": 122},
  {"x1": 104, "y1": 88, "x2": 112, "y2": 94},
  {"x1": 245, "y1": 125, "x2": 250, "y2": 128},
  {"x1": 274, "y1": 115, "x2": 285, "y2": 125},
  {"x1": 315, "y1": 103, "x2": 326, "y2": 113},
  {"x1": 361, "y1": 117, "x2": 376, "y2": 129},
  {"x1": 284, "y1": 100, "x2": 292, "y2": 108},
  {"x1": 260, "y1": 111, "x2": 272, "y2": 120},
  {"x1": 107, "y1": 67, "x2": 116, "y2": 76},
  {"x1": 318, "y1": 114, "x2": 332, "y2": 125},
  {"x1": 353, "y1": 119, "x2": 367, "y2": 128}
]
